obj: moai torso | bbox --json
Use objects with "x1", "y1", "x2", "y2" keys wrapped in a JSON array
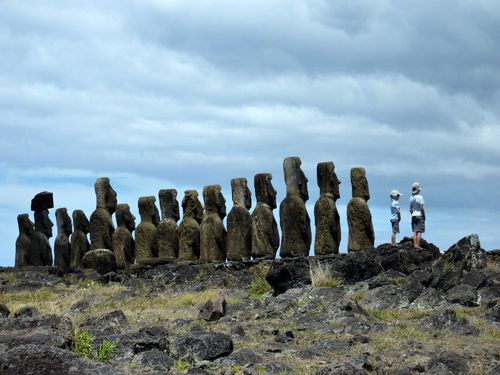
[
  {"x1": 347, "y1": 167, "x2": 375, "y2": 251},
  {"x1": 135, "y1": 196, "x2": 159, "y2": 259},
  {"x1": 227, "y1": 178, "x2": 252, "y2": 261},
  {"x1": 178, "y1": 190, "x2": 203, "y2": 261},
  {"x1": 200, "y1": 185, "x2": 227, "y2": 263},
  {"x1": 54, "y1": 208, "x2": 72, "y2": 273},
  {"x1": 70, "y1": 210, "x2": 90, "y2": 271},
  {"x1": 157, "y1": 189, "x2": 180, "y2": 261},
  {"x1": 112, "y1": 204, "x2": 136, "y2": 268},
  {"x1": 90, "y1": 178, "x2": 117, "y2": 250},
  {"x1": 31, "y1": 191, "x2": 54, "y2": 266},
  {"x1": 279, "y1": 157, "x2": 311, "y2": 257},
  {"x1": 15, "y1": 214, "x2": 35, "y2": 268},
  {"x1": 314, "y1": 162, "x2": 341, "y2": 255},
  {"x1": 251, "y1": 173, "x2": 279, "y2": 259}
]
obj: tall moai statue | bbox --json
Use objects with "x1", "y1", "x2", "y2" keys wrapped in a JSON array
[
  {"x1": 347, "y1": 167, "x2": 375, "y2": 251},
  {"x1": 15, "y1": 214, "x2": 35, "y2": 268},
  {"x1": 314, "y1": 162, "x2": 342, "y2": 255},
  {"x1": 279, "y1": 157, "x2": 311, "y2": 257},
  {"x1": 90, "y1": 177, "x2": 117, "y2": 250},
  {"x1": 31, "y1": 191, "x2": 54, "y2": 266},
  {"x1": 135, "y1": 196, "x2": 159, "y2": 260},
  {"x1": 70, "y1": 210, "x2": 90, "y2": 271},
  {"x1": 251, "y1": 173, "x2": 279, "y2": 259},
  {"x1": 178, "y1": 190, "x2": 203, "y2": 261},
  {"x1": 157, "y1": 189, "x2": 180, "y2": 261},
  {"x1": 112, "y1": 204, "x2": 136, "y2": 268},
  {"x1": 227, "y1": 178, "x2": 252, "y2": 261},
  {"x1": 54, "y1": 208, "x2": 72, "y2": 273},
  {"x1": 200, "y1": 185, "x2": 227, "y2": 263}
]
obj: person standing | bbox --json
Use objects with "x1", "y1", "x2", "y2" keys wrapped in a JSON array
[
  {"x1": 410, "y1": 182, "x2": 425, "y2": 249},
  {"x1": 390, "y1": 190, "x2": 402, "y2": 246}
]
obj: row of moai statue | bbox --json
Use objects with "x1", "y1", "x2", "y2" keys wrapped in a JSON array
[{"x1": 15, "y1": 157, "x2": 376, "y2": 269}]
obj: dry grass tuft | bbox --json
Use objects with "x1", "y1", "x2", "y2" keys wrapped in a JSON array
[{"x1": 309, "y1": 260, "x2": 341, "y2": 288}]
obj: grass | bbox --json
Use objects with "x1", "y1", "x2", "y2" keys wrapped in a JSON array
[
  {"x1": 73, "y1": 328, "x2": 94, "y2": 359},
  {"x1": 96, "y1": 340, "x2": 117, "y2": 361},
  {"x1": 366, "y1": 309, "x2": 431, "y2": 322},
  {"x1": 249, "y1": 272, "x2": 272, "y2": 299},
  {"x1": 309, "y1": 260, "x2": 341, "y2": 288},
  {"x1": 174, "y1": 360, "x2": 190, "y2": 372}
]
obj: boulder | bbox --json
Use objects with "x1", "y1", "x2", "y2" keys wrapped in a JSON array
[
  {"x1": 266, "y1": 257, "x2": 311, "y2": 294},
  {"x1": 0, "y1": 303, "x2": 10, "y2": 318},
  {"x1": 198, "y1": 297, "x2": 226, "y2": 321},
  {"x1": 172, "y1": 331, "x2": 233, "y2": 362},
  {"x1": 445, "y1": 234, "x2": 486, "y2": 271},
  {"x1": 445, "y1": 284, "x2": 479, "y2": 306},
  {"x1": 427, "y1": 351, "x2": 469, "y2": 375},
  {"x1": 139, "y1": 348, "x2": 174, "y2": 371},
  {"x1": 82, "y1": 249, "x2": 116, "y2": 275},
  {"x1": 80, "y1": 310, "x2": 130, "y2": 337},
  {"x1": 421, "y1": 309, "x2": 479, "y2": 336},
  {"x1": 315, "y1": 363, "x2": 366, "y2": 374}
]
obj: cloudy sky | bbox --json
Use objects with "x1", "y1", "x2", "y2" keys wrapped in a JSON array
[{"x1": 1, "y1": 0, "x2": 499, "y2": 266}]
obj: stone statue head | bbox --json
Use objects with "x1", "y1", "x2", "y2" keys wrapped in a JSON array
[
  {"x1": 317, "y1": 162, "x2": 341, "y2": 201},
  {"x1": 55, "y1": 208, "x2": 72, "y2": 236},
  {"x1": 283, "y1": 156, "x2": 309, "y2": 201},
  {"x1": 116, "y1": 203, "x2": 136, "y2": 232},
  {"x1": 159, "y1": 189, "x2": 180, "y2": 222},
  {"x1": 254, "y1": 173, "x2": 277, "y2": 209},
  {"x1": 351, "y1": 167, "x2": 370, "y2": 201},
  {"x1": 95, "y1": 177, "x2": 117, "y2": 214},
  {"x1": 72, "y1": 210, "x2": 90, "y2": 234},
  {"x1": 203, "y1": 185, "x2": 226, "y2": 219},
  {"x1": 231, "y1": 178, "x2": 251, "y2": 209},
  {"x1": 182, "y1": 190, "x2": 203, "y2": 223},
  {"x1": 17, "y1": 214, "x2": 35, "y2": 236},
  {"x1": 34, "y1": 209, "x2": 54, "y2": 238},
  {"x1": 138, "y1": 196, "x2": 159, "y2": 225}
]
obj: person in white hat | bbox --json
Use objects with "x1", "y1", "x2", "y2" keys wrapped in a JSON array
[
  {"x1": 409, "y1": 182, "x2": 425, "y2": 249},
  {"x1": 390, "y1": 189, "x2": 403, "y2": 246}
]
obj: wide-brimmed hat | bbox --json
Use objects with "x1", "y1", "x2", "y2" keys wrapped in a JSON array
[
  {"x1": 412, "y1": 182, "x2": 422, "y2": 192},
  {"x1": 390, "y1": 190, "x2": 403, "y2": 197}
]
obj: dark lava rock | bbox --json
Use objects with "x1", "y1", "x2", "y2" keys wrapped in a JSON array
[
  {"x1": 198, "y1": 297, "x2": 226, "y2": 321},
  {"x1": 266, "y1": 257, "x2": 310, "y2": 294},
  {"x1": 12, "y1": 306, "x2": 39, "y2": 318},
  {"x1": 0, "y1": 314, "x2": 73, "y2": 349},
  {"x1": 427, "y1": 350, "x2": 469, "y2": 375},
  {"x1": 421, "y1": 309, "x2": 479, "y2": 336},
  {"x1": 82, "y1": 249, "x2": 116, "y2": 275},
  {"x1": 315, "y1": 363, "x2": 366, "y2": 374},
  {"x1": 222, "y1": 348, "x2": 263, "y2": 366},
  {"x1": 485, "y1": 304, "x2": 500, "y2": 323},
  {"x1": 0, "y1": 344, "x2": 126, "y2": 375},
  {"x1": 172, "y1": 331, "x2": 233, "y2": 362},
  {"x1": 81, "y1": 310, "x2": 130, "y2": 337},
  {"x1": 105, "y1": 327, "x2": 169, "y2": 360},
  {"x1": 445, "y1": 284, "x2": 479, "y2": 306},
  {"x1": 140, "y1": 348, "x2": 174, "y2": 371},
  {"x1": 410, "y1": 287, "x2": 445, "y2": 309},
  {"x1": 0, "y1": 303, "x2": 10, "y2": 318},
  {"x1": 445, "y1": 234, "x2": 486, "y2": 271}
]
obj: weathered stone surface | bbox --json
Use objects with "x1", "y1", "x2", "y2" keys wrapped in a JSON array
[
  {"x1": 445, "y1": 284, "x2": 478, "y2": 306},
  {"x1": 227, "y1": 178, "x2": 252, "y2": 261},
  {"x1": 90, "y1": 177, "x2": 117, "y2": 251},
  {"x1": 113, "y1": 204, "x2": 135, "y2": 268},
  {"x1": 34, "y1": 209, "x2": 54, "y2": 266},
  {"x1": 30, "y1": 191, "x2": 54, "y2": 211},
  {"x1": 198, "y1": 297, "x2": 227, "y2": 321},
  {"x1": 81, "y1": 310, "x2": 130, "y2": 337},
  {"x1": 12, "y1": 306, "x2": 39, "y2": 318},
  {"x1": 315, "y1": 363, "x2": 366, "y2": 375},
  {"x1": 279, "y1": 157, "x2": 311, "y2": 257},
  {"x1": 136, "y1": 196, "x2": 159, "y2": 260},
  {"x1": 157, "y1": 189, "x2": 179, "y2": 261},
  {"x1": 82, "y1": 249, "x2": 116, "y2": 275},
  {"x1": 347, "y1": 168, "x2": 374, "y2": 252},
  {"x1": 251, "y1": 173, "x2": 279, "y2": 259},
  {"x1": 171, "y1": 331, "x2": 233, "y2": 361},
  {"x1": 0, "y1": 303, "x2": 10, "y2": 318},
  {"x1": 15, "y1": 214, "x2": 35, "y2": 268},
  {"x1": 70, "y1": 210, "x2": 90, "y2": 271},
  {"x1": 314, "y1": 162, "x2": 341, "y2": 255},
  {"x1": 0, "y1": 344, "x2": 126, "y2": 375},
  {"x1": 266, "y1": 257, "x2": 311, "y2": 294},
  {"x1": 421, "y1": 309, "x2": 479, "y2": 336},
  {"x1": 351, "y1": 168, "x2": 370, "y2": 200},
  {"x1": 445, "y1": 234, "x2": 487, "y2": 271},
  {"x1": 200, "y1": 185, "x2": 227, "y2": 263},
  {"x1": 54, "y1": 208, "x2": 72, "y2": 273},
  {"x1": 178, "y1": 190, "x2": 203, "y2": 261},
  {"x1": 427, "y1": 351, "x2": 469, "y2": 375},
  {"x1": 139, "y1": 348, "x2": 174, "y2": 371}
]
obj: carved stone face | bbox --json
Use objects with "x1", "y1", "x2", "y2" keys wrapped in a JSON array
[
  {"x1": 56, "y1": 208, "x2": 73, "y2": 236},
  {"x1": 138, "y1": 196, "x2": 158, "y2": 224},
  {"x1": 317, "y1": 162, "x2": 341, "y2": 201},
  {"x1": 283, "y1": 157, "x2": 309, "y2": 202},
  {"x1": 116, "y1": 204, "x2": 136, "y2": 232},
  {"x1": 254, "y1": 173, "x2": 277, "y2": 209},
  {"x1": 34, "y1": 209, "x2": 53, "y2": 238},
  {"x1": 18, "y1": 214, "x2": 35, "y2": 236},
  {"x1": 159, "y1": 189, "x2": 180, "y2": 222},
  {"x1": 72, "y1": 210, "x2": 90, "y2": 234},
  {"x1": 351, "y1": 167, "x2": 370, "y2": 201},
  {"x1": 203, "y1": 185, "x2": 226, "y2": 219},
  {"x1": 182, "y1": 190, "x2": 203, "y2": 223},
  {"x1": 95, "y1": 177, "x2": 117, "y2": 214},
  {"x1": 231, "y1": 178, "x2": 252, "y2": 209}
]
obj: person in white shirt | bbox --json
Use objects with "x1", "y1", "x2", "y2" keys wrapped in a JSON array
[
  {"x1": 390, "y1": 190, "x2": 402, "y2": 246},
  {"x1": 409, "y1": 182, "x2": 425, "y2": 249}
]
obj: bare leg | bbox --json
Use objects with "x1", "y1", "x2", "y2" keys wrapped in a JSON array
[
  {"x1": 391, "y1": 233, "x2": 396, "y2": 246},
  {"x1": 415, "y1": 232, "x2": 422, "y2": 248}
]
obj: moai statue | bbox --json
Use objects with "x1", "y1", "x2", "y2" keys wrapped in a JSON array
[
  {"x1": 70, "y1": 210, "x2": 90, "y2": 271},
  {"x1": 200, "y1": 185, "x2": 227, "y2": 263},
  {"x1": 15, "y1": 214, "x2": 35, "y2": 268},
  {"x1": 135, "y1": 196, "x2": 159, "y2": 260},
  {"x1": 347, "y1": 167, "x2": 375, "y2": 251},
  {"x1": 112, "y1": 204, "x2": 136, "y2": 268},
  {"x1": 279, "y1": 157, "x2": 311, "y2": 257},
  {"x1": 314, "y1": 162, "x2": 341, "y2": 255},
  {"x1": 90, "y1": 177, "x2": 117, "y2": 250},
  {"x1": 31, "y1": 191, "x2": 54, "y2": 266},
  {"x1": 227, "y1": 178, "x2": 252, "y2": 261},
  {"x1": 251, "y1": 173, "x2": 279, "y2": 259},
  {"x1": 157, "y1": 189, "x2": 180, "y2": 261},
  {"x1": 54, "y1": 208, "x2": 72, "y2": 273},
  {"x1": 178, "y1": 190, "x2": 203, "y2": 261}
]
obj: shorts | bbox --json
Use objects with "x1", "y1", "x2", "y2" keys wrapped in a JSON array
[
  {"x1": 412, "y1": 216, "x2": 425, "y2": 233},
  {"x1": 391, "y1": 219, "x2": 400, "y2": 234}
]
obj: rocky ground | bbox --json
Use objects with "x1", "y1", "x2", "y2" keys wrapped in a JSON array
[{"x1": 0, "y1": 235, "x2": 499, "y2": 375}]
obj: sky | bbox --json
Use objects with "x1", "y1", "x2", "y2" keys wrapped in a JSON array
[{"x1": 1, "y1": 0, "x2": 499, "y2": 267}]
